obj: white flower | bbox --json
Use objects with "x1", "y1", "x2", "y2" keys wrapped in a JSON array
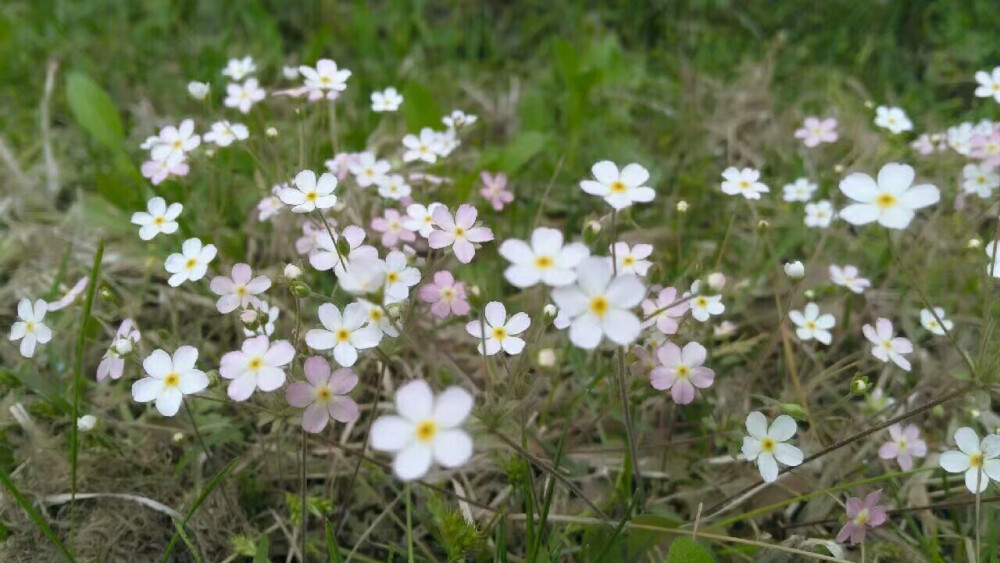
[
  {"x1": 402, "y1": 128, "x2": 441, "y2": 163},
  {"x1": 376, "y1": 174, "x2": 411, "y2": 200},
  {"x1": 244, "y1": 301, "x2": 280, "y2": 337},
  {"x1": 939, "y1": 427, "x2": 1000, "y2": 493},
  {"x1": 77, "y1": 415, "x2": 97, "y2": 432},
  {"x1": 370, "y1": 380, "x2": 474, "y2": 481},
  {"x1": 537, "y1": 349, "x2": 557, "y2": 367},
  {"x1": 299, "y1": 59, "x2": 351, "y2": 98},
  {"x1": 962, "y1": 163, "x2": 999, "y2": 198},
  {"x1": 222, "y1": 56, "x2": 256, "y2": 80},
  {"x1": 686, "y1": 282, "x2": 724, "y2": 322},
  {"x1": 804, "y1": 200, "x2": 835, "y2": 228},
  {"x1": 948, "y1": 122, "x2": 978, "y2": 155},
  {"x1": 164, "y1": 238, "x2": 217, "y2": 287},
  {"x1": 224, "y1": 78, "x2": 266, "y2": 114},
  {"x1": 874, "y1": 106, "x2": 913, "y2": 134},
  {"x1": 358, "y1": 299, "x2": 399, "y2": 338},
  {"x1": 498, "y1": 227, "x2": 590, "y2": 288},
  {"x1": 433, "y1": 128, "x2": 459, "y2": 157},
  {"x1": 282, "y1": 65, "x2": 299, "y2": 80},
  {"x1": 610, "y1": 242, "x2": 653, "y2": 276},
  {"x1": 187, "y1": 82, "x2": 210, "y2": 100},
  {"x1": 579, "y1": 160, "x2": 655, "y2": 210},
  {"x1": 349, "y1": 152, "x2": 391, "y2": 188},
  {"x1": 974, "y1": 67, "x2": 1000, "y2": 103},
  {"x1": 465, "y1": 302, "x2": 530, "y2": 356},
  {"x1": 97, "y1": 319, "x2": 141, "y2": 382},
  {"x1": 132, "y1": 346, "x2": 209, "y2": 416},
  {"x1": 150, "y1": 119, "x2": 200, "y2": 162},
  {"x1": 706, "y1": 272, "x2": 726, "y2": 291},
  {"x1": 920, "y1": 307, "x2": 953, "y2": 336},
  {"x1": 863, "y1": 318, "x2": 913, "y2": 371},
  {"x1": 383, "y1": 250, "x2": 421, "y2": 303},
  {"x1": 279, "y1": 170, "x2": 338, "y2": 213},
  {"x1": 204, "y1": 120, "x2": 249, "y2": 147},
  {"x1": 305, "y1": 302, "x2": 382, "y2": 367},
  {"x1": 782, "y1": 178, "x2": 817, "y2": 202},
  {"x1": 829, "y1": 264, "x2": 871, "y2": 294},
  {"x1": 219, "y1": 335, "x2": 295, "y2": 401},
  {"x1": 839, "y1": 163, "x2": 939, "y2": 229},
  {"x1": 9, "y1": 298, "x2": 51, "y2": 358},
  {"x1": 789, "y1": 303, "x2": 835, "y2": 345},
  {"x1": 550, "y1": 257, "x2": 645, "y2": 349},
  {"x1": 257, "y1": 194, "x2": 282, "y2": 221},
  {"x1": 131, "y1": 197, "x2": 182, "y2": 240},
  {"x1": 442, "y1": 110, "x2": 477, "y2": 129},
  {"x1": 741, "y1": 411, "x2": 804, "y2": 482},
  {"x1": 721, "y1": 167, "x2": 769, "y2": 200},
  {"x1": 372, "y1": 87, "x2": 403, "y2": 112},
  {"x1": 210, "y1": 264, "x2": 271, "y2": 314},
  {"x1": 784, "y1": 261, "x2": 805, "y2": 279},
  {"x1": 311, "y1": 225, "x2": 378, "y2": 272},
  {"x1": 404, "y1": 202, "x2": 444, "y2": 237}
]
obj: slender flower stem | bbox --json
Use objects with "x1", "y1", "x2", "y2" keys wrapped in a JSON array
[
  {"x1": 616, "y1": 347, "x2": 644, "y2": 513},
  {"x1": 315, "y1": 211, "x2": 348, "y2": 270},
  {"x1": 300, "y1": 430, "x2": 307, "y2": 563},
  {"x1": 405, "y1": 483, "x2": 414, "y2": 563}
]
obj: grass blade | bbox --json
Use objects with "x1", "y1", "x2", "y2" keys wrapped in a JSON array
[
  {"x1": 325, "y1": 519, "x2": 343, "y2": 563},
  {"x1": 160, "y1": 458, "x2": 237, "y2": 562},
  {"x1": 0, "y1": 466, "x2": 75, "y2": 561}
]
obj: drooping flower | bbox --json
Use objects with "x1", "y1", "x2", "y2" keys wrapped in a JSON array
[
  {"x1": 286, "y1": 357, "x2": 359, "y2": 433},
  {"x1": 371, "y1": 208, "x2": 416, "y2": 248},
  {"x1": 878, "y1": 424, "x2": 927, "y2": 470},
  {"x1": 939, "y1": 427, "x2": 1000, "y2": 493},
  {"x1": 209, "y1": 264, "x2": 271, "y2": 314},
  {"x1": 650, "y1": 342, "x2": 714, "y2": 404},
  {"x1": 641, "y1": 287, "x2": 688, "y2": 335},
  {"x1": 164, "y1": 238, "x2": 217, "y2": 287},
  {"x1": 874, "y1": 106, "x2": 913, "y2": 134},
  {"x1": 839, "y1": 163, "x2": 939, "y2": 230},
  {"x1": 499, "y1": 227, "x2": 590, "y2": 288},
  {"x1": 370, "y1": 380, "x2": 474, "y2": 481},
  {"x1": 920, "y1": 307, "x2": 953, "y2": 336},
  {"x1": 804, "y1": 200, "x2": 835, "y2": 228},
  {"x1": 279, "y1": 170, "x2": 339, "y2": 213},
  {"x1": 741, "y1": 411, "x2": 804, "y2": 482},
  {"x1": 305, "y1": 302, "x2": 382, "y2": 367},
  {"x1": 371, "y1": 87, "x2": 403, "y2": 112},
  {"x1": 579, "y1": 160, "x2": 655, "y2": 210},
  {"x1": 404, "y1": 202, "x2": 445, "y2": 238},
  {"x1": 835, "y1": 491, "x2": 887, "y2": 545},
  {"x1": 349, "y1": 152, "x2": 391, "y2": 188},
  {"x1": 782, "y1": 178, "x2": 818, "y2": 202},
  {"x1": 222, "y1": 56, "x2": 256, "y2": 80},
  {"x1": 428, "y1": 205, "x2": 494, "y2": 264},
  {"x1": 418, "y1": 271, "x2": 470, "y2": 318},
  {"x1": 480, "y1": 172, "x2": 514, "y2": 211},
  {"x1": 97, "y1": 319, "x2": 141, "y2": 382},
  {"x1": 550, "y1": 257, "x2": 645, "y2": 349},
  {"x1": 862, "y1": 318, "x2": 913, "y2": 371},
  {"x1": 974, "y1": 67, "x2": 1000, "y2": 103},
  {"x1": 465, "y1": 301, "x2": 530, "y2": 356},
  {"x1": 219, "y1": 335, "x2": 295, "y2": 401},
  {"x1": 132, "y1": 346, "x2": 208, "y2": 416},
  {"x1": 794, "y1": 117, "x2": 838, "y2": 147},
  {"x1": 204, "y1": 120, "x2": 249, "y2": 147},
  {"x1": 402, "y1": 128, "x2": 441, "y2": 163},
  {"x1": 224, "y1": 78, "x2": 266, "y2": 114},
  {"x1": 9, "y1": 298, "x2": 51, "y2": 358},
  {"x1": 610, "y1": 242, "x2": 653, "y2": 276},
  {"x1": 789, "y1": 302, "x2": 835, "y2": 345},
  {"x1": 721, "y1": 167, "x2": 769, "y2": 200},
  {"x1": 829, "y1": 264, "x2": 871, "y2": 294}
]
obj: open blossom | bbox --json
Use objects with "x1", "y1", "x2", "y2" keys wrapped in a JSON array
[
  {"x1": 579, "y1": 161, "x2": 655, "y2": 210},
  {"x1": 142, "y1": 153, "x2": 189, "y2": 185},
  {"x1": 920, "y1": 307, "x2": 953, "y2": 336},
  {"x1": 878, "y1": 424, "x2": 927, "y2": 470},
  {"x1": 789, "y1": 302, "x2": 835, "y2": 345},
  {"x1": 741, "y1": 411, "x2": 804, "y2": 483},
  {"x1": 376, "y1": 174, "x2": 411, "y2": 200},
  {"x1": 97, "y1": 319, "x2": 140, "y2": 382},
  {"x1": 295, "y1": 220, "x2": 325, "y2": 256},
  {"x1": 839, "y1": 163, "x2": 939, "y2": 229},
  {"x1": 443, "y1": 110, "x2": 477, "y2": 129},
  {"x1": 804, "y1": 200, "x2": 834, "y2": 228},
  {"x1": 337, "y1": 257, "x2": 388, "y2": 296},
  {"x1": 224, "y1": 78, "x2": 266, "y2": 114},
  {"x1": 299, "y1": 59, "x2": 351, "y2": 99},
  {"x1": 371, "y1": 208, "x2": 416, "y2": 248},
  {"x1": 257, "y1": 189, "x2": 283, "y2": 222},
  {"x1": 349, "y1": 152, "x2": 391, "y2": 188},
  {"x1": 210, "y1": 264, "x2": 271, "y2": 314},
  {"x1": 836, "y1": 491, "x2": 887, "y2": 545},
  {"x1": 404, "y1": 202, "x2": 444, "y2": 237},
  {"x1": 686, "y1": 282, "x2": 724, "y2": 322},
  {"x1": 164, "y1": 238, "x2": 217, "y2": 287},
  {"x1": 829, "y1": 264, "x2": 870, "y2": 293},
  {"x1": 974, "y1": 67, "x2": 1000, "y2": 103},
  {"x1": 428, "y1": 204, "x2": 494, "y2": 264},
  {"x1": 939, "y1": 427, "x2": 1000, "y2": 493},
  {"x1": 402, "y1": 128, "x2": 441, "y2": 163},
  {"x1": 9, "y1": 298, "x2": 51, "y2": 358},
  {"x1": 550, "y1": 257, "x2": 644, "y2": 349},
  {"x1": 279, "y1": 169, "x2": 338, "y2": 213},
  {"x1": 286, "y1": 357, "x2": 359, "y2": 433},
  {"x1": 962, "y1": 163, "x2": 999, "y2": 198},
  {"x1": 131, "y1": 197, "x2": 182, "y2": 241},
  {"x1": 610, "y1": 242, "x2": 653, "y2": 276},
  {"x1": 305, "y1": 302, "x2": 382, "y2": 367},
  {"x1": 794, "y1": 117, "x2": 838, "y2": 147},
  {"x1": 863, "y1": 318, "x2": 913, "y2": 371},
  {"x1": 383, "y1": 250, "x2": 421, "y2": 303},
  {"x1": 222, "y1": 56, "x2": 256, "y2": 80},
  {"x1": 219, "y1": 335, "x2": 294, "y2": 401},
  {"x1": 370, "y1": 380, "x2": 474, "y2": 481},
  {"x1": 721, "y1": 167, "x2": 769, "y2": 200},
  {"x1": 150, "y1": 119, "x2": 200, "y2": 162},
  {"x1": 358, "y1": 299, "x2": 399, "y2": 338},
  {"x1": 132, "y1": 346, "x2": 208, "y2": 417},
  {"x1": 371, "y1": 87, "x2": 403, "y2": 112},
  {"x1": 310, "y1": 225, "x2": 376, "y2": 271},
  {"x1": 465, "y1": 301, "x2": 530, "y2": 356},
  {"x1": 480, "y1": 172, "x2": 514, "y2": 211},
  {"x1": 325, "y1": 152, "x2": 361, "y2": 180},
  {"x1": 641, "y1": 287, "x2": 688, "y2": 335},
  {"x1": 874, "y1": 106, "x2": 913, "y2": 134},
  {"x1": 970, "y1": 130, "x2": 1000, "y2": 167},
  {"x1": 782, "y1": 178, "x2": 817, "y2": 202},
  {"x1": 204, "y1": 120, "x2": 249, "y2": 147},
  {"x1": 499, "y1": 227, "x2": 589, "y2": 288},
  {"x1": 650, "y1": 342, "x2": 714, "y2": 404},
  {"x1": 419, "y1": 271, "x2": 470, "y2": 318}
]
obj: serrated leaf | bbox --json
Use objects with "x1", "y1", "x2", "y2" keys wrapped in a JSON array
[{"x1": 66, "y1": 72, "x2": 124, "y2": 150}]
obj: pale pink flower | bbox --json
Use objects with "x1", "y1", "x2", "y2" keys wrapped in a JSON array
[
  {"x1": 210, "y1": 264, "x2": 271, "y2": 314},
  {"x1": 286, "y1": 356, "x2": 359, "y2": 433},
  {"x1": 371, "y1": 208, "x2": 416, "y2": 248},
  {"x1": 641, "y1": 287, "x2": 688, "y2": 335},
  {"x1": 794, "y1": 117, "x2": 838, "y2": 147},
  {"x1": 141, "y1": 154, "x2": 189, "y2": 185},
  {"x1": 629, "y1": 346, "x2": 658, "y2": 379},
  {"x1": 428, "y1": 204, "x2": 494, "y2": 263},
  {"x1": 479, "y1": 172, "x2": 514, "y2": 211},
  {"x1": 836, "y1": 490, "x2": 887, "y2": 545},
  {"x1": 650, "y1": 342, "x2": 714, "y2": 404},
  {"x1": 418, "y1": 271, "x2": 470, "y2": 318},
  {"x1": 878, "y1": 424, "x2": 927, "y2": 470},
  {"x1": 970, "y1": 130, "x2": 1000, "y2": 167},
  {"x1": 97, "y1": 319, "x2": 141, "y2": 382}
]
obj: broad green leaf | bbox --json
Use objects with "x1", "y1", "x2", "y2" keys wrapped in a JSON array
[
  {"x1": 66, "y1": 72, "x2": 124, "y2": 150},
  {"x1": 668, "y1": 538, "x2": 715, "y2": 563},
  {"x1": 252, "y1": 536, "x2": 269, "y2": 563}
]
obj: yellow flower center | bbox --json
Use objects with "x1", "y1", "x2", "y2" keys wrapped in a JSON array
[
  {"x1": 320, "y1": 76, "x2": 331, "y2": 84},
  {"x1": 172, "y1": 139, "x2": 183, "y2": 149},
  {"x1": 306, "y1": 191, "x2": 318, "y2": 202},
  {"x1": 154, "y1": 216, "x2": 165, "y2": 226},
  {"x1": 335, "y1": 328, "x2": 351, "y2": 342},
  {"x1": 609, "y1": 180, "x2": 627, "y2": 193},
  {"x1": 441, "y1": 287, "x2": 455, "y2": 301},
  {"x1": 970, "y1": 453, "x2": 983, "y2": 468},
  {"x1": 25, "y1": 321, "x2": 35, "y2": 332},
  {"x1": 492, "y1": 326, "x2": 507, "y2": 340},
  {"x1": 235, "y1": 285, "x2": 248, "y2": 296},
  {"x1": 675, "y1": 365, "x2": 690, "y2": 379},
  {"x1": 760, "y1": 437, "x2": 776, "y2": 453},
  {"x1": 589, "y1": 296, "x2": 609, "y2": 317},
  {"x1": 164, "y1": 373, "x2": 181, "y2": 387},
  {"x1": 534, "y1": 255, "x2": 554, "y2": 269},
  {"x1": 806, "y1": 321, "x2": 817, "y2": 330},
  {"x1": 897, "y1": 438, "x2": 908, "y2": 449},
  {"x1": 316, "y1": 386, "x2": 332, "y2": 402},
  {"x1": 875, "y1": 193, "x2": 897, "y2": 209},
  {"x1": 387, "y1": 271, "x2": 399, "y2": 284},
  {"x1": 695, "y1": 296, "x2": 708, "y2": 307},
  {"x1": 454, "y1": 226, "x2": 467, "y2": 237},
  {"x1": 622, "y1": 255, "x2": 636, "y2": 267},
  {"x1": 416, "y1": 420, "x2": 438, "y2": 442},
  {"x1": 369, "y1": 308, "x2": 384, "y2": 322},
  {"x1": 739, "y1": 180, "x2": 750, "y2": 189},
  {"x1": 854, "y1": 508, "x2": 870, "y2": 526},
  {"x1": 185, "y1": 258, "x2": 198, "y2": 270}
]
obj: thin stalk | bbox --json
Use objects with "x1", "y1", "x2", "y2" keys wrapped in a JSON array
[
  {"x1": 616, "y1": 347, "x2": 644, "y2": 513},
  {"x1": 300, "y1": 430, "x2": 308, "y2": 563},
  {"x1": 405, "y1": 483, "x2": 414, "y2": 563}
]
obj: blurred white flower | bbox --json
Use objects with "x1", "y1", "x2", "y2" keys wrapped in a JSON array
[
  {"x1": 465, "y1": 301, "x2": 530, "y2": 356},
  {"x1": 721, "y1": 167, "x2": 769, "y2": 200},
  {"x1": 131, "y1": 197, "x2": 182, "y2": 241},
  {"x1": 372, "y1": 87, "x2": 403, "y2": 112},
  {"x1": 579, "y1": 161, "x2": 655, "y2": 210},
  {"x1": 222, "y1": 56, "x2": 256, "y2": 80},
  {"x1": 789, "y1": 302, "x2": 835, "y2": 345},
  {"x1": 874, "y1": 106, "x2": 913, "y2": 134},
  {"x1": 919, "y1": 307, "x2": 953, "y2": 336}
]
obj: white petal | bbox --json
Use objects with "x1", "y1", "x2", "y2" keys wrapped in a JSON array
[
  {"x1": 433, "y1": 387, "x2": 474, "y2": 427},
  {"x1": 432, "y1": 429, "x2": 473, "y2": 468},
  {"x1": 955, "y1": 427, "x2": 981, "y2": 455},
  {"x1": 745, "y1": 411, "x2": 768, "y2": 439},
  {"x1": 370, "y1": 415, "x2": 414, "y2": 452},
  {"x1": 393, "y1": 443, "x2": 433, "y2": 481},
  {"x1": 396, "y1": 379, "x2": 434, "y2": 422}
]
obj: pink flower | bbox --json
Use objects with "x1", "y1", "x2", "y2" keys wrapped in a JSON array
[
  {"x1": 285, "y1": 356, "x2": 360, "y2": 433},
  {"x1": 878, "y1": 423, "x2": 927, "y2": 470},
  {"x1": 219, "y1": 335, "x2": 295, "y2": 401},
  {"x1": 97, "y1": 319, "x2": 141, "y2": 382},
  {"x1": 911, "y1": 134, "x2": 936, "y2": 156},
  {"x1": 629, "y1": 345, "x2": 658, "y2": 378},
  {"x1": 649, "y1": 342, "x2": 714, "y2": 405},
  {"x1": 641, "y1": 287, "x2": 688, "y2": 334},
  {"x1": 836, "y1": 490, "x2": 887, "y2": 545},
  {"x1": 794, "y1": 117, "x2": 838, "y2": 147},
  {"x1": 141, "y1": 154, "x2": 189, "y2": 185},
  {"x1": 428, "y1": 204, "x2": 494, "y2": 263},
  {"x1": 295, "y1": 220, "x2": 326, "y2": 256},
  {"x1": 970, "y1": 130, "x2": 1000, "y2": 167},
  {"x1": 418, "y1": 271, "x2": 470, "y2": 318},
  {"x1": 479, "y1": 171, "x2": 514, "y2": 211},
  {"x1": 209, "y1": 264, "x2": 272, "y2": 314},
  {"x1": 371, "y1": 208, "x2": 417, "y2": 248},
  {"x1": 325, "y1": 152, "x2": 362, "y2": 181}
]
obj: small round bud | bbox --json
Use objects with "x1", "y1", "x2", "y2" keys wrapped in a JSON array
[
  {"x1": 804, "y1": 289, "x2": 816, "y2": 300},
  {"x1": 537, "y1": 348, "x2": 557, "y2": 367},
  {"x1": 77, "y1": 414, "x2": 97, "y2": 432},
  {"x1": 205, "y1": 149, "x2": 215, "y2": 158},
  {"x1": 113, "y1": 338, "x2": 134, "y2": 356},
  {"x1": 172, "y1": 432, "x2": 185, "y2": 443},
  {"x1": 850, "y1": 375, "x2": 870, "y2": 395},
  {"x1": 931, "y1": 405, "x2": 945, "y2": 417},
  {"x1": 266, "y1": 126, "x2": 278, "y2": 137},
  {"x1": 335, "y1": 237, "x2": 352, "y2": 259},
  {"x1": 291, "y1": 280, "x2": 311, "y2": 298},
  {"x1": 706, "y1": 272, "x2": 726, "y2": 291},
  {"x1": 864, "y1": 100, "x2": 874, "y2": 109},
  {"x1": 284, "y1": 264, "x2": 302, "y2": 280},
  {"x1": 240, "y1": 309, "x2": 258, "y2": 325},
  {"x1": 757, "y1": 219, "x2": 769, "y2": 231},
  {"x1": 676, "y1": 200, "x2": 689, "y2": 213},
  {"x1": 968, "y1": 238, "x2": 982, "y2": 249},
  {"x1": 834, "y1": 164, "x2": 845, "y2": 173},
  {"x1": 585, "y1": 220, "x2": 602, "y2": 234},
  {"x1": 783, "y1": 260, "x2": 805, "y2": 279},
  {"x1": 187, "y1": 81, "x2": 210, "y2": 100},
  {"x1": 542, "y1": 303, "x2": 558, "y2": 320},
  {"x1": 99, "y1": 287, "x2": 115, "y2": 302}
]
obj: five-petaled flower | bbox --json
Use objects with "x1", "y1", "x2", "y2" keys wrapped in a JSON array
[
  {"x1": 131, "y1": 197, "x2": 182, "y2": 241},
  {"x1": 741, "y1": 411, "x2": 804, "y2": 483},
  {"x1": 721, "y1": 167, "x2": 769, "y2": 200},
  {"x1": 210, "y1": 263, "x2": 271, "y2": 314},
  {"x1": 839, "y1": 163, "x2": 939, "y2": 230},
  {"x1": 939, "y1": 427, "x2": 1000, "y2": 493},
  {"x1": 286, "y1": 357, "x2": 360, "y2": 433},
  {"x1": 650, "y1": 342, "x2": 714, "y2": 405},
  {"x1": 428, "y1": 204, "x2": 494, "y2": 264},
  {"x1": 878, "y1": 423, "x2": 927, "y2": 470},
  {"x1": 219, "y1": 335, "x2": 295, "y2": 401},
  {"x1": 499, "y1": 227, "x2": 590, "y2": 288},
  {"x1": 835, "y1": 490, "x2": 887, "y2": 545},
  {"x1": 550, "y1": 257, "x2": 645, "y2": 349},
  {"x1": 465, "y1": 301, "x2": 530, "y2": 356},
  {"x1": 862, "y1": 318, "x2": 913, "y2": 371},
  {"x1": 132, "y1": 346, "x2": 209, "y2": 417},
  {"x1": 165, "y1": 238, "x2": 217, "y2": 287},
  {"x1": 579, "y1": 160, "x2": 655, "y2": 210},
  {"x1": 280, "y1": 170, "x2": 339, "y2": 213},
  {"x1": 9, "y1": 298, "x2": 52, "y2": 358},
  {"x1": 305, "y1": 302, "x2": 382, "y2": 367}
]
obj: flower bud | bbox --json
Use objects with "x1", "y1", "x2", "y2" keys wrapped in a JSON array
[
  {"x1": 537, "y1": 348, "x2": 556, "y2": 367},
  {"x1": 113, "y1": 337, "x2": 134, "y2": 356},
  {"x1": 266, "y1": 126, "x2": 278, "y2": 137},
  {"x1": 968, "y1": 238, "x2": 982, "y2": 249},
  {"x1": 757, "y1": 219, "x2": 769, "y2": 231},
  {"x1": 804, "y1": 289, "x2": 816, "y2": 300},
  {"x1": 780, "y1": 403, "x2": 807, "y2": 419},
  {"x1": 284, "y1": 264, "x2": 302, "y2": 280},
  {"x1": 542, "y1": 303, "x2": 558, "y2": 320},
  {"x1": 187, "y1": 81, "x2": 210, "y2": 100},
  {"x1": 77, "y1": 414, "x2": 97, "y2": 432},
  {"x1": 676, "y1": 200, "x2": 689, "y2": 213},
  {"x1": 291, "y1": 280, "x2": 311, "y2": 298},
  {"x1": 240, "y1": 309, "x2": 258, "y2": 325},
  {"x1": 784, "y1": 260, "x2": 805, "y2": 279},
  {"x1": 335, "y1": 237, "x2": 352, "y2": 260},
  {"x1": 707, "y1": 272, "x2": 726, "y2": 291},
  {"x1": 850, "y1": 374, "x2": 870, "y2": 395},
  {"x1": 172, "y1": 432, "x2": 185, "y2": 443},
  {"x1": 834, "y1": 164, "x2": 845, "y2": 173}
]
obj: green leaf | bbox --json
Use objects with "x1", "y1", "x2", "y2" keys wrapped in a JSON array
[
  {"x1": 668, "y1": 538, "x2": 715, "y2": 563},
  {"x1": 401, "y1": 81, "x2": 442, "y2": 131},
  {"x1": 0, "y1": 466, "x2": 75, "y2": 561},
  {"x1": 325, "y1": 520, "x2": 343, "y2": 563},
  {"x1": 161, "y1": 458, "x2": 237, "y2": 562},
  {"x1": 65, "y1": 72, "x2": 124, "y2": 150},
  {"x1": 252, "y1": 536, "x2": 269, "y2": 563}
]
